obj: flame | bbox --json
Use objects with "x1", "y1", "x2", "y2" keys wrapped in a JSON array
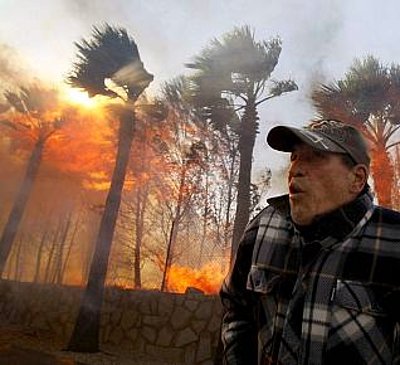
[{"x1": 167, "y1": 263, "x2": 227, "y2": 294}]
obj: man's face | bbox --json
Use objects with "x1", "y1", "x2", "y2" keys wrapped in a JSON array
[{"x1": 288, "y1": 143, "x2": 355, "y2": 226}]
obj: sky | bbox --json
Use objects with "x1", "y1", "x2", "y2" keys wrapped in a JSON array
[{"x1": 1, "y1": 0, "x2": 400, "y2": 197}]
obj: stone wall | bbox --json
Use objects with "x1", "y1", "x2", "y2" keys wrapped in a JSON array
[{"x1": 0, "y1": 280, "x2": 222, "y2": 365}]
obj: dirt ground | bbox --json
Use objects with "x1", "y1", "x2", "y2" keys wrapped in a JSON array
[{"x1": 0, "y1": 324, "x2": 171, "y2": 365}]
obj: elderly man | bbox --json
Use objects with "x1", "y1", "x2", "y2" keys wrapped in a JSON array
[{"x1": 220, "y1": 120, "x2": 400, "y2": 365}]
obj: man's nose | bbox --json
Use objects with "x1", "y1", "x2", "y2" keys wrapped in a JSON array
[{"x1": 289, "y1": 160, "x2": 305, "y2": 178}]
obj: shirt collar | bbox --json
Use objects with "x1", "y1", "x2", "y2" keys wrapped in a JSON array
[{"x1": 267, "y1": 190, "x2": 374, "y2": 242}]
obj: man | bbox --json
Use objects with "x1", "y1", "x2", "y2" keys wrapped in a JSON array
[{"x1": 220, "y1": 119, "x2": 400, "y2": 365}]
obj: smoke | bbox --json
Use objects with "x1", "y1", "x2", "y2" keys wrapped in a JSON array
[
  {"x1": 0, "y1": 44, "x2": 32, "y2": 104},
  {"x1": 0, "y1": 44, "x2": 31, "y2": 82}
]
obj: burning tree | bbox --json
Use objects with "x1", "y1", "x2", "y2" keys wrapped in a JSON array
[
  {"x1": 312, "y1": 56, "x2": 400, "y2": 208},
  {"x1": 153, "y1": 82, "x2": 206, "y2": 290},
  {"x1": 187, "y1": 25, "x2": 297, "y2": 260},
  {"x1": 66, "y1": 24, "x2": 153, "y2": 352},
  {"x1": 0, "y1": 85, "x2": 64, "y2": 275}
]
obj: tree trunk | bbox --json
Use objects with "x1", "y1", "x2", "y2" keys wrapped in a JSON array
[
  {"x1": 14, "y1": 237, "x2": 23, "y2": 281},
  {"x1": 134, "y1": 187, "x2": 147, "y2": 289},
  {"x1": 160, "y1": 164, "x2": 187, "y2": 292},
  {"x1": 34, "y1": 229, "x2": 50, "y2": 283},
  {"x1": 199, "y1": 172, "x2": 210, "y2": 268},
  {"x1": 55, "y1": 212, "x2": 73, "y2": 284},
  {"x1": 0, "y1": 138, "x2": 45, "y2": 275},
  {"x1": 44, "y1": 230, "x2": 58, "y2": 283},
  {"x1": 67, "y1": 108, "x2": 135, "y2": 352},
  {"x1": 60, "y1": 215, "x2": 80, "y2": 284},
  {"x1": 231, "y1": 100, "x2": 258, "y2": 263},
  {"x1": 370, "y1": 145, "x2": 394, "y2": 208},
  {"x1": 223, "y1": 141, "x2": 238, "y2": 268},
  {"x1": 49, "y1": 218, "x2": 64, "y2": 284}
]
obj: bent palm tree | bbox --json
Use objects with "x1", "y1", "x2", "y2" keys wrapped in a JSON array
[
  {"x1": 66, "y1": 24, "x2": 153, "y2": 352},
  {"x1": 0, "y1": 86, "x2": 63, "y2": 275},
  {"x1": 187, "y1": 26, "x2": 297, "y2": 259}
]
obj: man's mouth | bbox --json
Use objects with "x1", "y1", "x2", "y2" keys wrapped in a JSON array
[{"x1": 289, "y1": 183, "x2": 305, "y2": 195}]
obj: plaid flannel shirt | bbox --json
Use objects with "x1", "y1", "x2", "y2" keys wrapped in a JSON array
[{"x1": 221, "y1": 191, "x2": 400, "y2": 365}]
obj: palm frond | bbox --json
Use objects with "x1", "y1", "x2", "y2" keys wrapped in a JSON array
[{"x1": 68, "y1": 24, "x2": 153, "y2": 100}]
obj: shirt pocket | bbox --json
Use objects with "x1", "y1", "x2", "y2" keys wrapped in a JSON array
[
  {"x1": 332, "y1": 279, "x2": 387, "y2": 317},
  {"x1": 246, "y1": 265, "x2": 282, "y2": 295}
]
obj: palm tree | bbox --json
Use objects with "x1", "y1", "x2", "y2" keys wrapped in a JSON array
[
  {"x1": 0, "y1": 85, "x2": 63, "y2": 275},
  {"x1": 312, "y1": 56, "x2": 400, "y2": 207},
  {"x1": 66, "y1": 24, "x2": 153, "y2": 352},
  {"x1": 187, "y1": 26, "x2": 297, "y2": 259}
]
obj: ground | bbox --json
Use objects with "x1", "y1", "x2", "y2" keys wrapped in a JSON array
[{"x1": 0, "y1": 324, "x2": 169, "y2": 365}]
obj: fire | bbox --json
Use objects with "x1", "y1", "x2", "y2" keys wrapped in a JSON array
[{"x1": 167, "y1": 263, "x2": 227, "y2": 294}]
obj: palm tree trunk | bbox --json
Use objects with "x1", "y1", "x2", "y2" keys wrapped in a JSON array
[
  {"x1": 231, "y1": 100, "x2": 258, "y2": 263},
  {"x1": 67, "y1": 108, "x2": 135, "y2": 352},
  {"x1": 0, "y1": 138, "x2": 45, "y2": 275},
  {"x1": 371, "y1": 145, "x2": 394, "y2": 208}
]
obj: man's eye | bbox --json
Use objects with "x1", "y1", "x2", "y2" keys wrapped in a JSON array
[{"x1": 312, "y1": 150, "x2": 327, "y2": 159}]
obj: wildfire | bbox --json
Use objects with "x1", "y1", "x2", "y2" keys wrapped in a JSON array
[{"x1": 167, "y1": 263, "x2": 227, "y2": 294}]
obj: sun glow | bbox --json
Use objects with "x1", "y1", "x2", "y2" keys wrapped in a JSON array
[{"x1": 63, "y1": 88, "x2": 99, "y2": 108}]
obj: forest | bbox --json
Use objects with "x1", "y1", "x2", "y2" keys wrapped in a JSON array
[{"x1": 1, "y1": 23, "x2": 400, "y2": 351}]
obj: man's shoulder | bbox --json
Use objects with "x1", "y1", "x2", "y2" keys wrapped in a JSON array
[
  {"x1": 371, "y1": 205, "x2": 400, "y2": 227},
  {"x1": 373, "y1": 205, "x2": 400, "y2": 220},
  {"x1": 248, "y1": 195, "x2": 290, "y2": 228},
  {"x1": 247, "y1": 195, "x2": 289, "y2": 231},
  {"x1": 363, "y1": 205, "x2": 400, "y2": 245}
]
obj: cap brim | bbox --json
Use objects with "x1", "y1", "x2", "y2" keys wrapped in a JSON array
[{"x1": 267, "y1": 126, "x2": 347, "y2": 154}]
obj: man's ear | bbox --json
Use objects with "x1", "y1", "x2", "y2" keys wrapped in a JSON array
[{"x1": 350, "y1": 165, "x2": 368, "y2": 194}]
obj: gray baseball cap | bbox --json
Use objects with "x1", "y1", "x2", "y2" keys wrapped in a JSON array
[{"x1": 267, "y1": 120, "x2": 370, "y2": 167}]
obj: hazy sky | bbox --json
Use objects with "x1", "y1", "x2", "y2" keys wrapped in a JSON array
[{"x1": 1, "y1": 0, "x2": 400, "y2": 196}]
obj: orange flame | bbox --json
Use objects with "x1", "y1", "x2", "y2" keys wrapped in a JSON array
[{"x1": 168, "y1": 263, "x2": 227, "y2": 294}]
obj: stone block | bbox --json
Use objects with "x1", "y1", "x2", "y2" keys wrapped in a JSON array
[
  {"x1": 126, "y1": 327, "x2": 138, "y2": 343},
  {"x1": 158, "y1": 295, "x2": 175, "y2": 316},
  {"x1": 174, "y1": 327, "x2": 197, "y2": 347},
  {"x1": 199, "y1": 360, "x2": 214, "y2": 365},
  {"x1": 101, "y1": 325, "x2": 111, "y2": 343},
  {"x1": 171, "y1": 307, "x2": 192, "y2": 330},
  {"x1": 175, "y1": 295, "x2": 184, "y2": 306},
  {"x1": 139, "y1": 297, "x2": 158, "y2": 315},
  {"x1": 192, "y1": 319, "x2": 207, "y2": 334},
  {"x1": 196, "y1": 333, "x2": 212, "y2": 362},
  {"x1": 195, "y1": 301, "x2": 213, "y2": 320},
  {"x1": 121, "y1": 310, "x2": 138, "y2": 330},
  {"x1": 132, "y1": 336, "x2": 146, "y2": 352},
  {"x1": 142, "y1": 325, "x2": 157, "y2": 343},
  {"x1": 110, "y1": 310, "x2": 122, "y2": 326},
  {"x1": 184, "y1": 299, "x2": 199, "y2": 312},
  {"x1": 142, "y1": 315, "x2": 167, "y2": 327},
  {"x1": 207, "y1": 316, "x2": 221, "y2": 333},
  {"x1": 145, "y1": 344, "x2": 184, "y2": 363},
  {"x1": 156, "y1": 326, "x2": 173, "y2": 347},
  {"x1": 184, "y1": 343, "x2": 197, "y2": 365},
  {"x1": 109, "y1": 326, "x2": 124, "y2": 345}
]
